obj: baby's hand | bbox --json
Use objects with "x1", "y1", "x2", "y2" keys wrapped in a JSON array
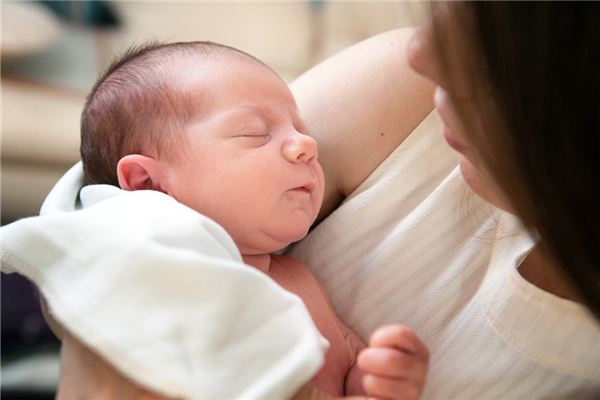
[{"x1": 356, "y1": 325, "x2": 429, "y2": 400}]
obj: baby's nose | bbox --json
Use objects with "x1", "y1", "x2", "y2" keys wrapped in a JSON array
[{"x1": 283, "y1": 133, "x2": 318, "y2": 163}]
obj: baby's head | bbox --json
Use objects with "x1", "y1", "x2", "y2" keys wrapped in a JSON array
[{"x1": 81, "y1": 41, "x2": 324, "y2": 254}]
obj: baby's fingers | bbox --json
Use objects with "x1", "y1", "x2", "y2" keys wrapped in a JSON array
[
  {"x1": 362, "y1": 374, "x2": 423, "y2": 400},
  {"x1": 369, "y1": 325, "x2": 429, "y2": 364},
  {"x1": 357, "y1": 347, "x2": 427, "y2": 382}
]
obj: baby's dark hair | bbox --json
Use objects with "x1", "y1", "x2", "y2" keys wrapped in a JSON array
[{"x1": 80, "y1": 41, "x2": 268, "y2": 186}]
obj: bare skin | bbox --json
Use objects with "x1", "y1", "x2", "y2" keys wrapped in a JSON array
[
  {"x1": 57, "y1": 325, "x2": 428, "y2": 400},
  {"x1": 57, "y1": 335, "x2": 171, "y2": 400},
  {"x1": 517, "y1": 246, "x2": 581, "y2": 303},
  {"x1": 56, "y1": 24, "x2": 582, "y2": 399},
  {"x1": 407, "y1": 25, "x2": 580, "y2": 303},
  {"x1": 290, "y1": 28, "x2": 434, "y2": 222},
  {"x1": 55, "y1": 28, "x2": 434, "y2": 400}
]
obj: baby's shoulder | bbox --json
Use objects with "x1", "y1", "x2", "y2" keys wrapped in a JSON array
[
  {"x1": 270, "y1": 254, "x2": 314, "y2": 276},
  {"x1": 270, "y1": 253, "x2": 306, "y2": 267},
  {"x1": 268, "y1": 254, "x2": 325, "y2": 293}
]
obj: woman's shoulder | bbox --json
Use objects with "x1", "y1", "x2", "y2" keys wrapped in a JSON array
[{"x1": 290, "y1": 28, "x2": 435, "y2": 222}]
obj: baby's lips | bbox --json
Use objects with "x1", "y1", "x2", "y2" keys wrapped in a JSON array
[{"x1": 290, "y1": 180, "x2": 317, "y2": 194}]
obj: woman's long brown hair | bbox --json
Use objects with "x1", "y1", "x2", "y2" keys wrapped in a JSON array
[{"x1": 432, "y1": 2, "x2": 599, "y2": 318}]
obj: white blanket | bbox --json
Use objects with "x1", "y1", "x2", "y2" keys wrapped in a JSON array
[{"x1": 1, "y1": 163, "x2": 327, "y2": 400}]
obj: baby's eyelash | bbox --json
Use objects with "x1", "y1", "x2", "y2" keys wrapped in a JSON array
[{"x1": 238, "y1": 134, "x2": 271, "y2": 138}]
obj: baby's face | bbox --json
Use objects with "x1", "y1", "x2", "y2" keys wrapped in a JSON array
[{"x1": 161, "y1": 57, "x2": 324, "y2": 255}]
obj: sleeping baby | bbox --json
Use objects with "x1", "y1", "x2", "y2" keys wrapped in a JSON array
[{"x1": 80, "y1": 41, "x2": 428, "y2": 399}]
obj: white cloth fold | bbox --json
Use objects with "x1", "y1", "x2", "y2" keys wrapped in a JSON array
[{"x1": 1, "y1": 162, "x2": 327, "y2": 400}]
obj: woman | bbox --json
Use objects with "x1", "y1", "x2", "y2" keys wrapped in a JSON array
[
  {"x1": 56, "y1": 2, "x2": 599, "y2": 399},
  {"x1": 411, "y1": 2, "x2": 599, "y2": 314},
  {"x1": 289, "y1": 3, "x2": 599, "y2": 399}
]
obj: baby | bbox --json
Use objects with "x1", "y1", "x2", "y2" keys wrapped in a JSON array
[{"x1": 80, "y1": 41, "x2": 428, "y2": 399}]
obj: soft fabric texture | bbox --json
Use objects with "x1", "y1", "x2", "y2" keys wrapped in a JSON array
[
  {"x1": 1, "y1": 163, "x2": 327, "y2": 400},
  {"x1": 290, "y1": 111, "x2": 600, "y2": 399}
]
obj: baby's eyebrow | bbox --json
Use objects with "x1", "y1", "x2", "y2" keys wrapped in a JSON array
[
  {"x1": 224, "y1": 103, "x2": 302, "y2": 131},
  {"x1": 232, "y1": 108, "x2": 266, "y2": 121},
  {"x1": 225, "y1": 104, "x2": 268, "y2": 121},
  {"x1": 215, "y1": 106, "x2": 259, "y2": 123},
  {"x1": 221, "y1": 108, "x2": 268, "y2": 132}
]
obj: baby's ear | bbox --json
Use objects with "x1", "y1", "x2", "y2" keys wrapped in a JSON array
[{"x1": 116, "y1": 154, "x2": 163, "y2": 191}]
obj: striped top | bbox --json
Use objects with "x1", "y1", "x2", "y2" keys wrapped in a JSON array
[{"x1": 289, "y1": 112, "x2": 600, "y2": 399}]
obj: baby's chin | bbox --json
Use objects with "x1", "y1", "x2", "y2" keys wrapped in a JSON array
[{"x1": 238, "y1": 225, "x2": 311, "y2": 255}]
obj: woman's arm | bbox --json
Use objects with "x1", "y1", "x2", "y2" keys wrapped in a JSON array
[
  {"x1": 56, "y1": 334, "x2": 173, "y2": 400},
  {"x1": 57, "y1": 335, "x2": 351, "y2": 400},
  {"x1": 290, "y1": 28, "x2": 434, "y2": 222}
]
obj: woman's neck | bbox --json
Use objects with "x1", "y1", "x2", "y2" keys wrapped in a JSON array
[
  {"x1": 242, "y1": 254, "x2": 271, "y2": 274},
  {"x1": 518, "y1": 245, "x2": 581, "y2": 303}
]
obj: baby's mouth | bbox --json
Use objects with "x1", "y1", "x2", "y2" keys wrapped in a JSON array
[
  {"x1": 291, "y1": 186, "x2": 311, "y2": 194},
  {"x1": 290, "y1": 182, "x2": 316, "y2": 195}
]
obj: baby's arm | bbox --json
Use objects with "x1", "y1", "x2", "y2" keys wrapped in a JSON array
[
  {"x1": 341, "y1": 324, "x2": 367, "y2": 396},
  {"x1": 357, "y1": 325, "x2": 429, "y2": 400},
  {"x1": 310, "y1": 270, "x2": 428, "y2": 398}
]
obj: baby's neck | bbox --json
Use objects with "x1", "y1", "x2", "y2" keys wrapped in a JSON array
[{"x1": 242, "y1": 254, "x2": 272, "y2": 274}]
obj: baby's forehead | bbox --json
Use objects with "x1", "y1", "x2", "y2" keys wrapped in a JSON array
[
  {"x1": 170, "y1": 53, "x2": 292, "y2": 110},
  {"x1": 170, "y1": 50, "x2": 271, "y2": 81}
]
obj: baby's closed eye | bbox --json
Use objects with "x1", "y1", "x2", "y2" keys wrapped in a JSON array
[
  {"x1": 236, "y1": 133, "x2": 271, "y2": 138},
  {"x1": 233, "y1": 133, "x2": 272, "y2": 146}
]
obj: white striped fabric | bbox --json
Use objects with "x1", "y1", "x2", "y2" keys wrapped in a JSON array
[{"x1": 289, "y1": 111, "x2": 600, "y2": 399}]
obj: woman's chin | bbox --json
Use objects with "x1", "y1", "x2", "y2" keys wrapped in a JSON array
[
  {"x1": 458, "y1": 156, "x2": 480, "y2": 189},
  {"x1": 458, "y1": 156, "x2": 512, "y2": 212}
]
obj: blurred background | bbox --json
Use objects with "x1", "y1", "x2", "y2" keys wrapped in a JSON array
[{"x1": 1, "y1": 1, "x2": 425, "y2": 397}]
